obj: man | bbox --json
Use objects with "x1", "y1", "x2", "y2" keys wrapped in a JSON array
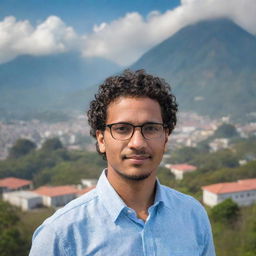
[{"x1": 29, "y1": 70, "x2": 215, "y2": 255}]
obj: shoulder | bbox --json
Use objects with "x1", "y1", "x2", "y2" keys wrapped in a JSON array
[
  {"x1": 30, "y1": 188, "x2": 101, "y2": 255},
  {"x1": 160, "y1": 184, "x2": 208, "y2": 217},
  {"x1": 35, "y1": 188, "x2": 99, "y2": 234},
  {"x1": 159, "y1": 184, "x2": 212, "y2": 236}
]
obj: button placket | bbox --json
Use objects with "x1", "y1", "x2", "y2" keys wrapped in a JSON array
[{"x1": 141, "y1": 222, "x2": 156, "y2": 256}]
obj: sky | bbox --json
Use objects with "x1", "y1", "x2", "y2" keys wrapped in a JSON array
[{"x1": 0, "y1": 0, "x2": 256, "y2": 66}]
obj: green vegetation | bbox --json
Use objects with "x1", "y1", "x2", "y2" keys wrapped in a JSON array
[
  {"x1": 213, "y1": 123, "x2": 240, "y2": 139},
  {"x1": 211, "y1": 198, "x2": 240, "y2": 223},
  {"x1": 0, "y1": 136, "x2": 255, "y2": 255},
  {"x1": 0, "y1": 138, "x2": 105, "y2": 186},
  {"x1": 41, "y1": 137, "x2": 63, "y2": 152},
  {"x1": 8, "y1": 139, "x2": 36, "y2": 159},
  {"x1": 0, "y1": 201, "x2": 27, "y2": 256},
  {"x1": 17, "y1": 207, "x2": 55, "y2": 252},
  {"x1": 210, "y1": 203, "x2": 256, "y2": 256}
]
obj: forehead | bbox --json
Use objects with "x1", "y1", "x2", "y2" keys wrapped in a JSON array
[{"x1": 106, "y1": 96, "x2": 163, "y2": 124}]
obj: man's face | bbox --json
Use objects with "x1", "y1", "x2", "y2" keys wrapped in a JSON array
[{"x1": 96, "y1": 96, "x2": 168, "y2": 182}]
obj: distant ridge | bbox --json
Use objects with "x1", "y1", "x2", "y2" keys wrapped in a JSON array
[
  {"x1": 0, "y1": 52, "x2": 121, "y2": 120},
  {"x1": 131, "y1": 18, "x2": 256, "y2": 122},
  {"x1": 0, "y1": 52, "x2": 121, "y2": 91}
]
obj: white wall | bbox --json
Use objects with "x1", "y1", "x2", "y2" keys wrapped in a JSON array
[
  {"x1": 171, "y1": 169, "x2": 184, "y2": 180},
  {"x1": 43, "y1": 193, "x2": 77, "y2": 207},
  {"x1": 3, "y1": 191, "x2": 42, "y2": 210},
  {"x1": 203, "y1": 190, "x2": 219, "y2": 207},
  {"x1": 171, "y1": 168, "x2": 195, "y2": 180},
  {"x1": 203, "y1": 189, "x2": 256, "y2": 207}
]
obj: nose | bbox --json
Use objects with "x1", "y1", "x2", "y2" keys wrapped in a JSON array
[{"x1": 127, "y1": 128, "x2": 147, "y2": 150}]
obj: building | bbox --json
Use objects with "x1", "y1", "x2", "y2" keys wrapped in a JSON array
[
  {"x1": 76, "y1": 186, "x2": 96, "y2": 197},
  {"x1": 33, "y1": 185, "x2": 78, "y2": 207},
  {"x1": 81, "y1": 179, "x2": 97, "y2": 188},
  {"x1": 166, "y1": 164, "x2": 197, "y2": 180},
  {"x1": 3, "y1": 191, "x2": 42, "y2": 211},
  {"x1": 0, "y1": 177, "x2": 32, "y2": 193},
  {"x1": 202, "y1": 179, "x2": 256, "y2": 207}
]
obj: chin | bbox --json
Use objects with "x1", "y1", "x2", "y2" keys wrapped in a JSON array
[{"x1": 115, "y1": 168, "x2": 152, "y2": 181}]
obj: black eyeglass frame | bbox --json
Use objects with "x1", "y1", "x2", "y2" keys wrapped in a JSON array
[{"x1": 105, "y1": 122, "x2": 167, "y2": 141}]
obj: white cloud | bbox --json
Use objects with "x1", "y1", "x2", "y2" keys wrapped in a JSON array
[
  {"x1": 83, "y1": 0, "x2": 256, "y2": 66},
  {"x1": 0, "y1": 0, "x2": 256, "y2": 65},
  {"x1": 0, "y1": 16, "x2": 79, "y2": 64}
]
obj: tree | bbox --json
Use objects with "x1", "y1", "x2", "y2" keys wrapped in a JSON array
[
  {"x1": 0, "y1": 201, "x2": 27, "y2": 256},
  {"x1": 8, "y1": 139, "x2": 36, "y2": 159},
  {"x1": 213, "y1": 123, "x2": 239, "y2": 138},
  {"x1": 168, "y1": 146, "x2": 201, "y2": 164},
  {"x1": 41, "y1": 138, "x2": 63, "y2": 151},
  {"x1": 211, "y1": 198, "x2": 240, "y2": 224}
]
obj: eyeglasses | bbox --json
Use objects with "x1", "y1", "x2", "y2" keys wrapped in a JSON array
[{"x1": 105, "y1": 122, "x2": 166, "y2": 141}]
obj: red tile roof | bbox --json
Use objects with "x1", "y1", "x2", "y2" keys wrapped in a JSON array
[
  {"x1": 170, "y1": 164, "x2": 197, "y2": 172},
  {"x1": 202, "y1": 179, "x2": 256, "y2": 194},
  {"x1": 0, "y1": 177, "x2": 32, "y2": 189},
  {"x1": 33, "y1": 186, "x2": 78, "y2": 197}
]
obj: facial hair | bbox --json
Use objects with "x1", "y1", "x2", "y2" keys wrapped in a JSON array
[{"x1": 112, "y1": 166, "x2": 152, "y2": 181}]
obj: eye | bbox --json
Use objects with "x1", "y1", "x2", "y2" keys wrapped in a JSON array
[
  {"x1": 143, "y1": 124, "x2": 162, "y2": 133},
  {"x1": 112, "y1": 124, "x2": 132, "y2": 134}
]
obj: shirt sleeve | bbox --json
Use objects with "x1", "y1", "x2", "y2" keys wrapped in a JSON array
[{"x1": 29, "y1": 225, "x2": 68, "y2": 256}]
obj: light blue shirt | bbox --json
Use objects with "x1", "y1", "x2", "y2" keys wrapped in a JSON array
[{"x1": 29, "y1": 170, "x2": 215, "y2": 256}]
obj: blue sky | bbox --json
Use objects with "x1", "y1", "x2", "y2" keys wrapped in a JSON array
[
  {"x1": 0, "y1": 0, "x2": 255, "y2": 66},
  {"x1": 0, "y1": 0, "x2": 180, "y2": 32}
]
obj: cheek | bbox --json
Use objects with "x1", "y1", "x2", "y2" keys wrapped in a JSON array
[
  {"x1": 104, "y1": 140, "x2": 124, "y2": 158},
  {"x1": 152, "y1": 141, "x2": 166, "y2": 156}
]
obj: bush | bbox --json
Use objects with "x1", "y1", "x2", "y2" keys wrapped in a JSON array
[
  {"x1": 8, "y1": 139, "x2": 36, "y2": 159},
  {"x1": 211, "y1": 198, "x2": 240, "y2": 224}
]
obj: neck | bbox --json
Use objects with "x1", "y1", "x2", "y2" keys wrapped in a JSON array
[{"x1": 106, "y1": 169, "x2": 156, "y2": 221}]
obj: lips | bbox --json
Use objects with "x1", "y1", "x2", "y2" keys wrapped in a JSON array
[
  {"x1": 123, "y1": 154, "x2": 151, "y2": 165},
  {"x1": 126, "y1": 155, "x2": 150, "y2": 159}
]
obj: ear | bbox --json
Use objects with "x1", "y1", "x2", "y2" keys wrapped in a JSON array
[{"x1": 96, "y1": 130, "x2": 106, "y2": 153}]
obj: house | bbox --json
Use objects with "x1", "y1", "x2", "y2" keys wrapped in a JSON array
[
  {"x1": 76, "y1": 186, "x2": 96, "y2": 197},
  {"x1": 33, "y1": 185, "x2": 78, "y2": 207},
  {"x1": 3, "y1": 191, "x2": 42, "y2": 211},
  {"x1": 166, "y1": 164, "x2": 197, "y2": 180},
  {"x1": 202, "y1": 178, "x2": 256, "y2": 207},
  {"x1": 81, "y1": 179, "x2": 97, "y2": 188},
  {"x1": 0, "y1": 177, "x2": 32, "y2": 193}
]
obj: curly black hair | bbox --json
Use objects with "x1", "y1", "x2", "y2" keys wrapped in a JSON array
[{"x1": 87, "y1": 69, "x2": 178, "y2": 159}]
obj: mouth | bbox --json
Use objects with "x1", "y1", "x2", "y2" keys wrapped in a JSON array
[{"x1": 123, "y1": 154, "x2": 151, "y2": 165}]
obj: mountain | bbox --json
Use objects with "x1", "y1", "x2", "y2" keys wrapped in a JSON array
[
  {"x1": 0, "y1": 52, "x2": 121, "y2": 120},
  {"x1": 1, "y1": 18, "x2": 256, "y2": 122},
  {"x1": 131, "y1": 19, "x2": 256, "y2": 122}
]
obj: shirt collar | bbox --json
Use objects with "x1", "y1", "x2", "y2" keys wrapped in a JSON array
[
  {"x1": 96, "y1": 170, "x2": 173, "y2": 222},
  {"x1": 96, "y1": 169, "x2": 127, "y2": 223},
  {"x1": 153, "y1": 178, "x2": 173, "y2": 210}
]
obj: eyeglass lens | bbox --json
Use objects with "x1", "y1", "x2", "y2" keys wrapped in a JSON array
[{"x1": 110, "y1": 123, "x2": 164, "y2": 140}]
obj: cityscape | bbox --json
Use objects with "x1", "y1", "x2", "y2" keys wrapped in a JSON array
[{"x1": 1, "y1": 111, "x2": 256, "y2": 160}]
